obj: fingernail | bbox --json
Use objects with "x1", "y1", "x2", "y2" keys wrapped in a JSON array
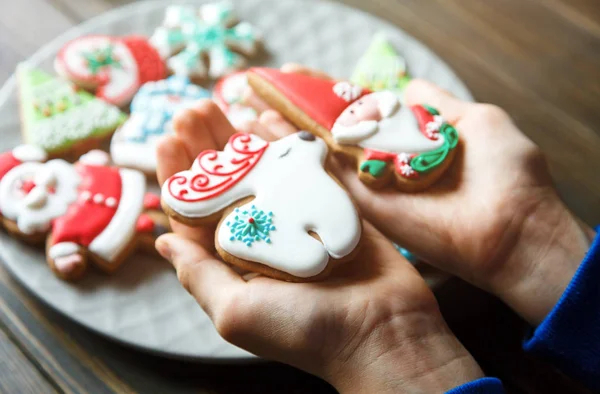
[{"x1": 155, "y1": 236, "x2": 172, "y2": 262}]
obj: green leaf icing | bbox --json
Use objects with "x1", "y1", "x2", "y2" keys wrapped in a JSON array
[
  {"x1": 81, "y1": 44, "x2": 122, "y2": 75},
  {"x1": 410, "y1": 123, "x2": 458, "y2": 173},
  {"x1": 360, "y1": 160, "x2": 388, "y2": 178}
]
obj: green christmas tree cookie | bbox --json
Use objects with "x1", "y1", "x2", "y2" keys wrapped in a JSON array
[
  {"x1": 351, "y1": 33, "x2": 410, "y2": 94},
  {"x1": 18, "y1": 67, "x2": 126, "y2": 156}
]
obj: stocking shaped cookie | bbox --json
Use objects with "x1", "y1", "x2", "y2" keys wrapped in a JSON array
[
  {"x1": 55, "y1": 35, "x2": 167, "y2": 107},
  {"x1": 247, "y1": 68, "x2": 459, "y2": 192},
  {"x1": 110, "y1": 76, "x2": 210, "y2": 174},
  {"x1": 0, "y1": 148, "x2": 168, "y2": 281},
  {"x1": 161, "y1": 132, "x2": 362, "y2": 281}
]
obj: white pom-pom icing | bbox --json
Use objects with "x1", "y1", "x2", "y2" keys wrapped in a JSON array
[{"x1": 12, "y1": 145, "x2": 48, "y2": 163}]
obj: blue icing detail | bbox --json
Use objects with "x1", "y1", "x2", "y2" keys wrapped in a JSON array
[
  {"x1": 226, "y1": 206, "x2": 275, "y2": 247},
  {"x1": 124, "y1": 76, "x2": 210, "y2": 143}
]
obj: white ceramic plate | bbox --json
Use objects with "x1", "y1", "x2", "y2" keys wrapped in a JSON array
[{"x1": 0, "y1": 0, "x2": 472, "y2": 360}]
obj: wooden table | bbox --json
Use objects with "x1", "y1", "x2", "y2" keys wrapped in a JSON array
[{"x1": 1, "y1": 0, "x2": 598, "y2": 393}]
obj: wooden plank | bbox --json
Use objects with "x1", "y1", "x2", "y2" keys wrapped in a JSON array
[
  {"x1": 0, "y1": 266, "x2": 135, "y2": 394},
  {"x1": 0, "y1": 325, "x2": 58, "y2": 394}
]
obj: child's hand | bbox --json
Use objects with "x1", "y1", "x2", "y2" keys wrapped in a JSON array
[{"x1": 155, "y1": 101, "x2": 483, "y2": 393}]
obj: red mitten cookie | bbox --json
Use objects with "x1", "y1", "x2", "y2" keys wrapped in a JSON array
[
  {"x1": 161, "y1": 132, "x2": 362, "y2": 282},
  {"x1": 55, "y1": 35, "x2": 167, "y2": 107},
  {"x1": 247, "y1": 68, "x2": 459, "y2": 192},
  {"x1": 0, "y1": 147, "x2": 168, "y2": 281}
]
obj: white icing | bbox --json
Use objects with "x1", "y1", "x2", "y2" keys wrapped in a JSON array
[
  {"x1": 377, "y1": 91, "x2": 400, "y2": 118},
  {"x1": 0, "y1": 160, "x2": 81, "y2": 234},
  {"x1": 33, "y1": 167, "x2": 57, "y2": 188},
  {"x1": 79, "y1": 150, "x2": 111, "y2": 166},
  {"x1": 226, "y1": 105, "x2": 257, "y2": 128},
  {"x1": 331, "y1": 120, "x2": 378, "y2": 144},
  {"x1": 150, "y1": 3, "x2": 259, "y2": 79},
  {"x1": 333, "y1": 82, "x2": 363, "y2": 102},
  {"x1": 12, "y1": 145, "x2": 47, "y2": 163},
  {"x1": 23, "y1": 187, "x2": 48, "y2": 209},
  {"x1": 332, "y1": 93, "x2": 445, "y2": 154},
  {"x1": 162, "y1": 133, "x2": 362, "y2": 278},
  {"x1": 57, "y1": 36, "x2": 140, "y2": 107},
  {"x1": 28, "y1": 98, "x2": 123, "y2": 151},
  {"x1": 88, "y1": 168, "x2": 145, "y2": 262},
  {"x1": 110, "y1": 122, "x2": 159, "y2": 173},
  {"x1": 48, "y1": 242, "x2": 79, "y2": 259},
  {"x1": 220, "y1": 73, "x2": 249, "y2": 104},
  {"x1": 110, "y1": 77, "x2": 208, "y2": 173}
]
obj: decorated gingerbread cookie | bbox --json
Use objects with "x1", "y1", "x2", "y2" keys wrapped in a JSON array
[
  {"x1": 110, "y1": 76, "x2": 210, "y2": 174},
  {"x1": 18, "y1": 67, "x2": 126, "y2": 159},
  {"x1": 55, "y1": 35, "x2": 167, "y2": 107},
  {"x1": 247, "y1": 68, "x2": 459, "y2": 191},
  {"x1": 161, "y1": 132, "x2": 362, "y2": 281},
  {"x1": 351, "y1": 33, "x2": 410, "y2": 94},
  {"x1": 214, "y1": 71, "x2": 258, "y2": 128},
  {"x1": 0, "y1": 147, "x2": 169, "y2": 281},
  {"x1": 150, "y1": 2, "x2": 261, "y2": 81}
]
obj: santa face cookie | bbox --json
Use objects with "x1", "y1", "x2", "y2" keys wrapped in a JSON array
[
  {"x1": 161, "y1": 132, "x2": 362, "y2": 281},
  {"x1": 247, "y1": 68, "x2": 459, "y2": 192},
  {"x1": 214, "y1": 71, "x2": 258, "y2": 128},
  {"x1": 18, "y1": 67, "x2": 126, "y2": 158},
  {"x1": 0, "y1": 148, "x2": 168, "y2": 281},
  {"x1": 110, "y1": 76, "x2": 210, "y2": 174},
  {"x1": 55, "y1": 35, "x2": 167, "y2": 107},
  {"x1": 150, "y1": 2, "x2": 261, "y2": 81}
]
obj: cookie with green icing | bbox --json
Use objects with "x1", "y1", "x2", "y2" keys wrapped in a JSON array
[
  {"x1": 351, "y1": 33, "x2": 410, "y2": 94},
  {"x1": 18, "y1": 67, "x2": 126, "y2": 157}
]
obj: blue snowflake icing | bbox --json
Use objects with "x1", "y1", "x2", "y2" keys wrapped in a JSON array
[
  {"x1": 124, "y1": 75, "x2": 210, "y2": 143},
  {"x1": 226, "y1": 206, "x2": 275, "y2": 247}
]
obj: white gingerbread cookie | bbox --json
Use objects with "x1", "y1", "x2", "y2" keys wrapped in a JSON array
[
  {"x1": 110, "y1": 76, "x2": 210, "y2": 174},
  {"x1": 150, "y1": 2, "x2": 261, "y2": 81},
  {"x1": 161, "y1": 132, "x2": 362, "y2": 281},
  {"x1": 0, "y1": 147, "x2": 169, "y2": 281},
  {"x1": 55, "y1": 35, "x2": 167, "y2": 107},
  {"x1": 214, "y1": 71, "x2": 258, "y2": 128},
  {"x1": 248, "y1": 68, "x2": 459, "y2": 192}
]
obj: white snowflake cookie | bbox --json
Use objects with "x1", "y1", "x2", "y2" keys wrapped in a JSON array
[{"x1": 150, "y1": 1, "x2": 261, "y2": 80}]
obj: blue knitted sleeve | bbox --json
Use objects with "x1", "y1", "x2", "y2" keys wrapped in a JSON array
[
  {"x1": 445, "y1": 377, "x2": 505, "y2": 393},
  {"x1": 523, "y1": 226, "x2": 600, "y2": 389}
]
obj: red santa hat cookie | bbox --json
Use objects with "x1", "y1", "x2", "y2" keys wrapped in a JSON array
[
  {"x1": 0, "y1": 147, "x2": 169, "y2": 281},
  {"x1": 247, "y1": 67, "x2": 459, "y2": 192},
  {"x1": 55, "y1": 35, "x2": 167, "y2": 107},
  {"x1": 161, "y1": 132, "x2": 362, "y2": 282}
]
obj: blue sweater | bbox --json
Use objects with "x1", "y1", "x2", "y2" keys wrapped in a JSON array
[{"x1": 447, "y1": 227, "x2": 600, "y2": 393}]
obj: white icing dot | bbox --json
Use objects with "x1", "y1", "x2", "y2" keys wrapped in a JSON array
[
  {"x1": 80, "y1": 190, "x2": 92, "y2": 202},
  {"x1": 105, "y1": 197, "x2": 117, "y2": 208},
  {"x1": 93, "y1": 193, "x2": 105, "y2": 204},
  {"x1": 12, "y1": 145, "x2": 48, "y2": 163}
]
